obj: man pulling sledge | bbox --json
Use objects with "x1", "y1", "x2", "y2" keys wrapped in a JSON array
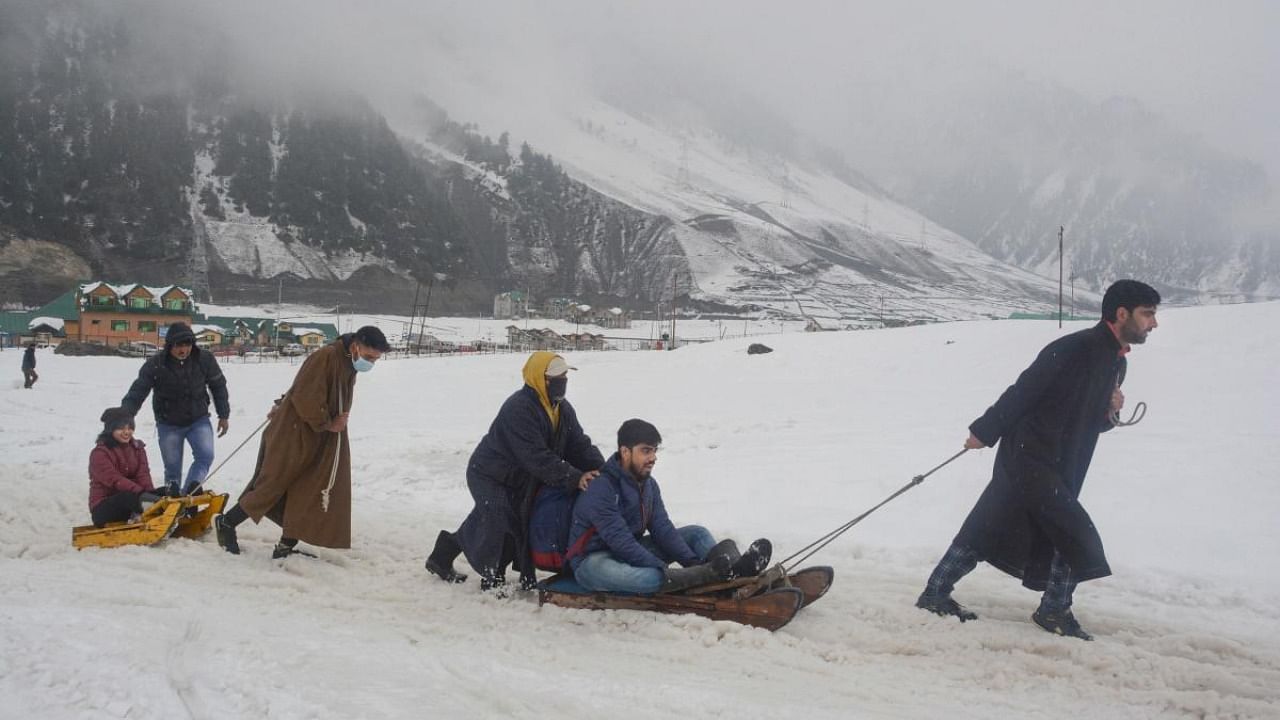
[
  {"x1": 564, "y1": 419, "x2": 771, "y2": 594},
  {"x1": 215, "y1": 326, "x2": 389, "y2": 558},
  {"x1": 917, "y1": 279, "x2": 1160, "y2": 640}
]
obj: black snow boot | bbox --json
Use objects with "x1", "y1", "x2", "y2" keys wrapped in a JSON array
[
  {"x1": 915, "y1": 592, "x2": 977, "y2": 622},
  {"x1": 705, "y1": 539, "x2": 741, "y2": 566},
  {"x1": 480, "y1": 576, "x2": 510, "y2": 598},
  {"x1": 272, "y1": 538, "x2": 315, "y2": 559},
  {"x1": 661, "y1": 555, "x2": 733, "y2": 594},
  {"x1": 214, "y1": 514, "x2": 240, "y2": 555},
  {"x1": 1032, "y1": 608, "x2": 1093, "y2": 641},
  {"x1": 731, "y1": 538, "x2": 772, "y2": 578},
  {"x1": 424, "y1": 530, "x2": 468, "y2": 584}
]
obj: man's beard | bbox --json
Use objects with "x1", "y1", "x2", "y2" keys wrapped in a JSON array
[
  {"x1": 1121, "y1": 319, "x2": 1149, "y2": 344},
  {"x1": 627, "y1": 461, "x2": 652, "y2": 479}
]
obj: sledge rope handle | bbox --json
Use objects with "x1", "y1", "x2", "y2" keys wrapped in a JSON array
[
  {"x1": 193, "y1": 415, "x2": 270, "y2": 491},
  {"x1": 779, "y1": 448, "x2": 970, "y2": 572},
  {"x1": 1111, "y1": 401, "x2": 1147, "y2": 427},
  {"x1": 321, "y1": 380, "x2": 344, "y2": 513},
  {"x1": 186, "y1": 392, "x2": 287, "y2": 495}
]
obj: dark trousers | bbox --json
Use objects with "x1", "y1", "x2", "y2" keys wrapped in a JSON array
[
  {"x1": 23, "y1": 368, "x2": 38, "y2": 388},
  {"x1": 91, "y1": 492, "x2": 142, "y2": 528},
  {"x1": 923, "y1": 543, "x2": 1079, "y2": 613}
]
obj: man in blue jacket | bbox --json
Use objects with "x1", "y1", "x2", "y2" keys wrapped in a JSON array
[
  {"x1": 426, "y1": 351, "x2": 605, "y2": 592},
  {"x1": 565, "y1": 418, "x2": 771, "y2": 594},
  {"x1": 917, "y1": 279, "x2": 1160, "y2": 640},
  {"x1": 121, "y1": 321, "x2": 230, "y2": 495}
]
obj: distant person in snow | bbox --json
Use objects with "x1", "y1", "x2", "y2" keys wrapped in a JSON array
[
  {"x1": 425, "y1": 352, "x2": 605, "y2": 592},
  {"x1": 21, "y1": 341, "x2": 38, "y2": 388},
  {"x1": 88, "y1": 407, "x2": 159, "y2": 527},
  {"x1": 215, "y1": 326, "x2": 389, "y2": 559},
  {"x1": 562, "y1": 418, "x2": 772, "y2": 594},
  {"x1": 120, "y1": 322, "x2": 230, "y2": 495},
  {"x1": 916, "y1": 279, "x2": 1161, "y2": 640}
]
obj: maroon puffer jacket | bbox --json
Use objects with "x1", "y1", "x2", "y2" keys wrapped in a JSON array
[{"x1": 88, "y1": 440, "x2": 154, "y2": 510}]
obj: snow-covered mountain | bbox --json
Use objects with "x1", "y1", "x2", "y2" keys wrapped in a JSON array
[
  {"x1": 403, "y1": 94, "x2": 1086, "y2": 325},
  {"x1": 29, "y1": 1, "x2": 1277, "y2": 320},
  {"x1": 0, "y1": 1, "x2": 1102, "y2": 321},
  {"x1": 831, "y1": 62, "x2": 1280, "y2": 302}
]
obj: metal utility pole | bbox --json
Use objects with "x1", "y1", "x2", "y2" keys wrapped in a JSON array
[
  {"x1": 419, "y1": 275, "x2": 434, "y2": 353},
  {"x1": 408, "y1": 280, "x2": 422, "y2": 355},
  {"x1": 1058, "y1": 225, "x2": 1064, "y2": 329},
  {"x1": 409, "y1": 275, "x2": 435, "y2": 355},
  {"x1": 670, "y1": 273, "x2": 678, "y2": 349},
  {"x1": 273, "y1": 277, "x2": 282, "y2": 348}
]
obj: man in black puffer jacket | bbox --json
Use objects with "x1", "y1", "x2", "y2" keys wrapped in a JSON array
[{"x1": 121, "y1": 321, "x2": 230, "y2": 495}]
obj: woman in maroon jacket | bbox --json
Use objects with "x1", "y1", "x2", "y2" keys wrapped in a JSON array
[{"x1": 89, "y1": 407, "x2": 157, "y2": 527}]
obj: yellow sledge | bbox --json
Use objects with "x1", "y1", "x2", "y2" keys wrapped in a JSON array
[{"x1": 72, "y1": 492, "x2": 229, "y2": 550}]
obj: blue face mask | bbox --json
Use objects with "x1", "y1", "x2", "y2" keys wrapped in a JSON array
[{"x1": 352, "y1": 355, "x2": 375, "y2": 373}]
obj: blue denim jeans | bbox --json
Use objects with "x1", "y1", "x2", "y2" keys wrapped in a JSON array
[
  {"x1": 573, "y1": 525, "x2": 717, "y2": 594},
  {"x1": 156, "y1": 418, "x2": 215, "y2": 494}
]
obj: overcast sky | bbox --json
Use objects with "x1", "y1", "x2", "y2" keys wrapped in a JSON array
[{"x1": 189, "y1": 0, "x2": 1280, "y2": 179}]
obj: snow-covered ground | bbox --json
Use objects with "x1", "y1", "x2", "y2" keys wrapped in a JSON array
[{"x1": 2, "y1": 302, "x2": 1278, "y2": 719}]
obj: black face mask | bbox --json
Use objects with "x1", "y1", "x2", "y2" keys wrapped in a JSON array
[{"x1": 546, "y1": 376, "x2": 568, "y2": 403}]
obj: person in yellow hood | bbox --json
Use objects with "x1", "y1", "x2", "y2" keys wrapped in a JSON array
[{"x1": 426, "y1": 352, "x2": 604, "y2": 592}]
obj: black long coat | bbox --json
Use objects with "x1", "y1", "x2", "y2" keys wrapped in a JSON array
[
  {"x1": 955, "y1": 322, "x2": 1126, "y2": 590},
  {"x1": 455, "y1": 386, "x2": 604, "y2": 585}
]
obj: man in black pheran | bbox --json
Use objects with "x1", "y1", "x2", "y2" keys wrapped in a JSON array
[{"x1": 917, "y1": 279, "x2": 1160, "y2": 640}]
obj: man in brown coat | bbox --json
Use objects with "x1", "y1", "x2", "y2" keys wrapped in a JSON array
[{"x1": 215, "y1": 326, "x2": 389, "y2": 557}]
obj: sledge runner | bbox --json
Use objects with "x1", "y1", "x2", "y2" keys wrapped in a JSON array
[
  {"x1": 215, "y1": 326, "x2": 389, "y2": 559},
  {"x1": 425, "y1": 352, "x2": 605, "y2": 592},
  {"x1": 917, "y1": 280, "x2": 1160, "y2": 640}
]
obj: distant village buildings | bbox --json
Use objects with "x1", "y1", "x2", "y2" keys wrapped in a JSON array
[
  {"x1": 505, "y1": 326, "x2": 606, "y2": 352},
  {"x1": 493, "y1": 290, "x2": 529, "y2": 320},
  {"x1": 71, "y1": 282, "x2": 195, "y2": 346},
  {"x1": 0, "y1": 280, "x2": 337, "y2": 351},
  {"x1": 494, "y1": 290, "x2": 631, "y2": 329}
]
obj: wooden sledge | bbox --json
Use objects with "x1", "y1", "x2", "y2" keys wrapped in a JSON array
[
  {"x1": 72, "y1": 492, "x2": 229, "y2": 550},
  {"x1": 685, "y1": 564, "x2": 835, "y2": 608},
  {"x1": 537, "y1": 565, "x2": 833, "y2": 631}
]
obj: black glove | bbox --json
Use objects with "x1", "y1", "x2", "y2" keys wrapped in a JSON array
[{"x1": 146, "y1": 485, "x2": 173, "y2": 498}]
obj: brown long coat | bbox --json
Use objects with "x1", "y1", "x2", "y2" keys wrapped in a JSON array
[{"x1": 239, "y1": 338, "x2": 356, "y2": 548}]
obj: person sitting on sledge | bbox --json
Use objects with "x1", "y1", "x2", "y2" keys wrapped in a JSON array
[
  {"x1": 88, "y1": 407, "x2": 160, "y2": 528},
  {"x1": 425, "y1": 351, "x2": 605, "y2": 592},
  {"x1": 564, "y1": 418, "x2": 772, "y2": 594}
]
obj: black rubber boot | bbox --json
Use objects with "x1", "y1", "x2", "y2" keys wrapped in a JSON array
[
  {"x1": 705, "y1": 539, "x2": 741, "y2": 566},
  {"x1": 480, "y1": 576, "x2": 510, "y2": 598},
  {"x1": 661, "y1": 555, "x2": 733, "y2": 594},
  {"x1": 915, "y1": 592, "x2": 977, "y2": 622},
  {"x1": 731, "y1": 538, "x2": 772, "y2": 578},
  {"x1": 424, "y1": 530, "x2": 467, "y2": 583},
  {"x1": 272, "y1": 538, "x2": 300, "y2": 559},
  {"x1": 214, "y1": 515, "x2": 240, "y2": 555},
  {"x1": 1032, "y1": 608, "x2": 1093, "y2": 641}
]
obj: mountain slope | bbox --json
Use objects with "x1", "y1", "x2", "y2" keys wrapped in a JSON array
[{"x1": 1, "y1": 1, "x2": 1094, "y2": 321}]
